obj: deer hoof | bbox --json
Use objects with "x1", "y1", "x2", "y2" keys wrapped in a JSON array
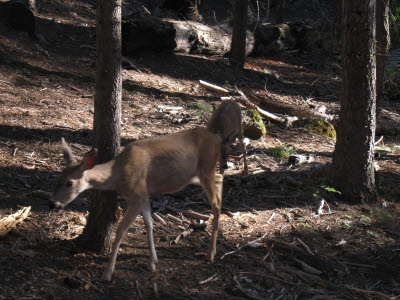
[
  {"x1": 207, "y1": 250, "x2": 216, "y2": 263},
  {"x1": 102, "y1": 271, "x2": 112, "y2": 282},
  {"x1": 149, "y1": 261, "x2": 157, "y2": 272}
]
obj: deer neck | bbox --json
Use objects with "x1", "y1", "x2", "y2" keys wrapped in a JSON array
[{"x1": 85, "y1": 160, "x2": 118, "y2": 191}]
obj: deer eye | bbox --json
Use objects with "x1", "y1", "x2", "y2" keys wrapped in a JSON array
[{"x1": 66, "y1": 181, "x2": 73, "y2": 187}]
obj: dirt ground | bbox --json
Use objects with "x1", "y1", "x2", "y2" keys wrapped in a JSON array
[{"x1": 1, "y1": 1, "x2": 400, "y2": 299}]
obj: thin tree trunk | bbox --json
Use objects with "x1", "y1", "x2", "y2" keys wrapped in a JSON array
[
  {"x1": 376, "y1": 0, "x2": 390, "y2": 120},
  {"x1": 79, "y1": 0, "x2": 122, "y2": 252},
  {"x1": 230, "y1": 0, "x2": 248, "y2": 71},
  {"x1": 332, "y1": 0, "x2": 377, "y2": 204}
]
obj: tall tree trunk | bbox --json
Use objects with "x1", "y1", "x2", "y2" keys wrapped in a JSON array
[
  {"x1": 230, "y1": 0, "x2": 248, "y2": 71},
  {"x1": 376, "y1": 0, "x2": 391, "y2": 121},
  {"x1": 79, "y1": 0, "x2": 122, "y2": 252},
  {"x1": 277, "y1": 0, "x2": 286, "y2": 23},
  {"x1": 332, "y1": 0, "x2": 377, "y2": 204}
]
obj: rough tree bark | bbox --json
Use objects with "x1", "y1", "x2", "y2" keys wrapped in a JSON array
[
  {"x1": 79, "y1": 0, "x2": 122, "y2": 252},
  {"x1": 332, "y1": 0, "x2": 378, "y2": 203},
  {"x1": 230, "y1": 0, "x2": 248, "y2": 70},
  {"x1": 375, "y1": 0, "x2": 390, "y2": 120}
]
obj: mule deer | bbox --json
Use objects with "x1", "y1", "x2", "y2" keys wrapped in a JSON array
[
  {"x1": 207, "y1": 100, "x2": 248, "y2": 175},
  {"x1": 50, "y1": 127, "x2": 223, "y2": 281}
]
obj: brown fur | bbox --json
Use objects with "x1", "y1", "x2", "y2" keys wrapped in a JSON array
[
  {"x1": 51, "y1": 127, "x2": 223, "y2": 281},
  {"x1": 207, "y1": 100, "x2": 248, "y2": 175}
]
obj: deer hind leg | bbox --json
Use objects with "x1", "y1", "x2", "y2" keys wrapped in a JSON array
[
  {"x1": 141, "y1": 199, "x2": 158, "y2": 271},
  {"x1": 102, "y1": 196, "x2": 145, "y2": 282},
  {"x1": 200, "y1": 172, "x2": 222, "y2": 262}
]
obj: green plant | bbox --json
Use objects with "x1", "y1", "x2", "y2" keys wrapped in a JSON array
[
  {"x1": 386, "y1": 237, "x2": 395, "y2": 244},
  {"x1": 270, "y1": 145, "x2": 297, "y2": 158},
  {"x1": 321, "y1": 185, "x2": 341, "y2": 195},
  {"x1": 360, "y1": 215, "x2": 372, "y2": 226},
  {"x1": 386, "y1": 66, "x2": 397, "y2": 81},
  {"x1": 371, "y1": 208, "x2": 393, "y2": 222},
  {"x1": 367, "y1": 230, "x2": 380, "y2": 238},
  {"x1": 312, "y1": 185, "x2": 341, "y2": 201}
]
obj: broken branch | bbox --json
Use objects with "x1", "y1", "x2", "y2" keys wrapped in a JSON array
[
  {"x1": 0, "y1": 206, "x2": 31, "y2": 237},
  {"x1": 199, "y1": 80, "x2": 230, "y2": 94},
  {"x1": 181, "y1": 210, "x2": 210, "y2": 221}
]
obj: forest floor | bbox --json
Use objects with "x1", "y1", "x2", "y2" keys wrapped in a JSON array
[{"x1": 1, "y1": 1, "x2": 400, "y2": 299}]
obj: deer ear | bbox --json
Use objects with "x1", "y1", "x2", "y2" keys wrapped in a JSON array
[
  {"x1": 61, "y1": 138, "x2": 77, "y2": 166},
  {"x1": 81, "y1": 148, "x2": 98, "y2": 171}
]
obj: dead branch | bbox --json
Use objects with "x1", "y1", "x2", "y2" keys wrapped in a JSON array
[
  {"x1": 152, "y1": 212, "x2": 167, "y2": 226},
  {"x1": 375, "y1": 135, "x2": 384, "y2": 146},
  {"x1": 172, "y1": 227, "x2": 194, "y2": 244},
  {"x1": 181, "y1": 210, "x2": 210, "y2": 221},
  {"x1": 232, "y1": 276, "x2": 266, "y2": 300},
  {"x1": 281, "y1": 266, "x2": 328, "y2": 285},
  {"x1": 0, "y1": 206, "x2": 31, "y2": 237},
  {"x1": 199, "y1": 80, "x2": 230, "y2": 94},
  {"x1": 221, "y1": 232, "x2": 269, "y2": 259},
  {"x1": 296, "y1": 238, "x2": 315, "y2": 256},
  {"x1": 236, "y1": 89, "x2": 286, "y2": 123},
  {"x1": 135, "y1": 280, "x2": 143, "y2": 299},
  {"x1": 345, "y1": 285, "x2": 396, "y2": 299},
  {"x1": 293, "y1": 258, "x2": 323, "y2": 275},
  {"x1": 199, "y1": 273, "x2": 218, "y2": 285},
  {"x1": 166, "y1": 214, "x2": 183, "y2": 225},
  {"x1": 283, "y1": 175, "x2": 305, "y2": 186},
  {"x1": 268, "y1": 238, "x2": 307, "y2": 255},
  {"x1": 242, "y1": 88, "x2": 338, "y2": 125}
]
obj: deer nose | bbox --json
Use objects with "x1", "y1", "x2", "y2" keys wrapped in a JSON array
[{"x1": 49, "y1": 201, "x2": 63, "y2": 211}]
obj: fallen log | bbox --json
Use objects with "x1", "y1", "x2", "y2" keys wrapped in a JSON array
[
  {"x1": 0, "y1": 206, "x2": 31, "y2": 237},
  {"x1": 241, "y1": 88, "x2": 338, "y2": 126},
  {"x1": 122, "y1": 17, "x2": 255, "y2": 56}
]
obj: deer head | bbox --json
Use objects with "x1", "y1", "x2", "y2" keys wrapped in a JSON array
[{"x1": 50, "y1": 138, "x2": 98, "y2": 211}]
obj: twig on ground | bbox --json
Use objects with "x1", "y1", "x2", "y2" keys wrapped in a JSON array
[
  {"x1": 345, "y1": 285, "x2": 396, "y2": 300},
  {"x1": 199, "y1": 273, "x2": 218, "y2": 285},
  {"x1": 73, "y1": 275, "x2": 103, "y2": 294},
  {"x1": 0, "y1": 206, "x2": 31, "y2": 237},
  {"x1": 172, "y1": 227, "x2": 194, "y2": 244},
  {"x1": 153, "y1": 282, "x2": 160, "y2": 300},
  {"x1": 293, "y1": 258, "x2": 323, "y2": 275},
  {"x1": 152, "y1": 212, "x2": 167, "y2": 226},
  {"x1": 182, "y1": 210, "x2": 210, "y2": 221},
  {"x1": 221, "y1": 232, "x2": 269, "y2": 259},
  {"x1": 135, "y1": 280, "x2": 143, "y2": 299},
  {"x1": 263, "y1": 243, "x2": 275, "y2": 262},
  {"x1": 199, "y1": 80, "x2": 230, "y2": 94},
  {"x1": 281, "y1": 266, "x2": 328, "y2": 285},
  {"x1": 284, "y1": 175, "x2": 304, "y2": 186},
  {"x1": 166, "y1": 214, "x2": 183, "y2": 225},
  {"x1": 268, "y1": 238, "x2": 307, "y2": 255},
  {"x1": 296, "y1": 238, "x2": 315, "y2": 256},
  {"x1": 233, "y1": 275, "x2": 265, "y2": 300},
  {"x1": 375, "y1": 135, "x2": 384, "y2": 146}
]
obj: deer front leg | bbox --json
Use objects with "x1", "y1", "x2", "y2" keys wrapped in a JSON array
[
  {"x1": 102, "y1": 200, "x2": 144, "y2": 282},
  {"x1": 238, "y1": 136, "x2": 248, "y2": 175},
  {"x1": 142, "y1": 200, "x2": 158, "y2": 271},
  {"x1": 200, "y1": 173, "x2": 222, "y2": 262}
]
